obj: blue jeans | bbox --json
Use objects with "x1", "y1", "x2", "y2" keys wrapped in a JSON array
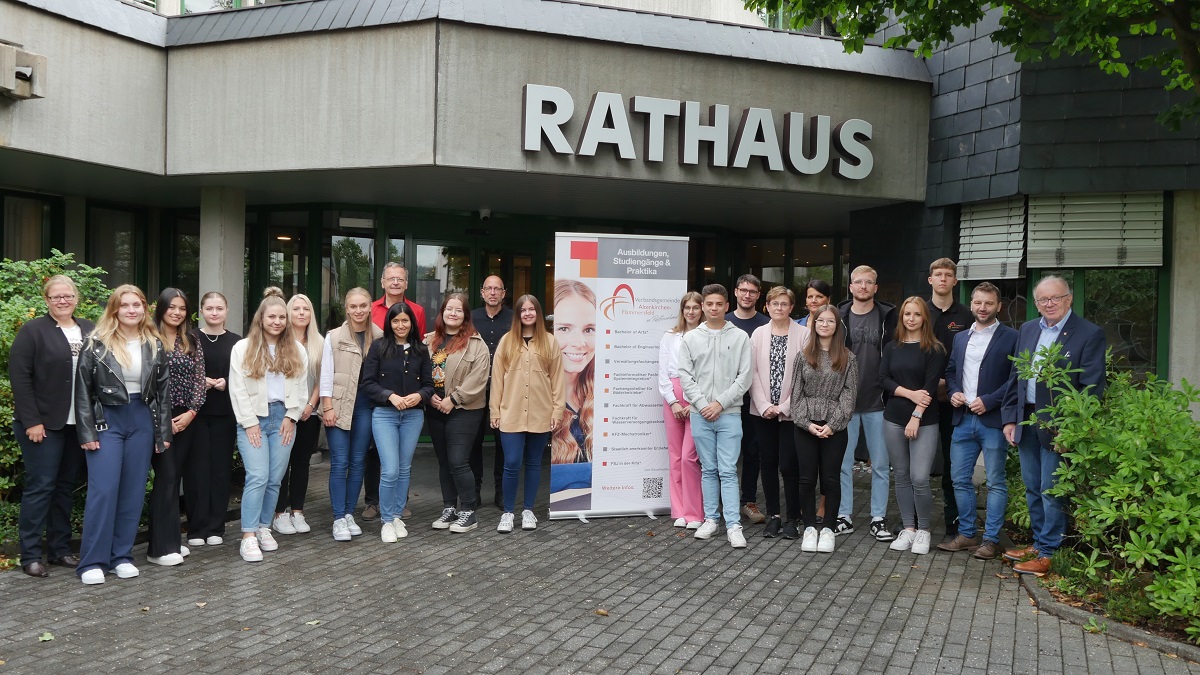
[
  {"x1": 78, "y1": 395, "x2": 154, "y2": 576},
  {"x1": 16, "y1": 422, "x2": 83, "y2": 565},
  {"x1": 949, "y1": 415, "x2": 1009, "y2": 543},
  {"x1": 690, "y1": 411, "x2": 742, "y2": 527},
  {"x1": 501, "y1": 431, "x2": 550, "y2": 512},
  {"x1": 326, "y1": 393, "x2": 373, "y2": 520},
  {"x1": 372, "y1": 406, "x2": 424, "y2": 522},
  {"x1": 840, "y1": 410, "x2": 889, "y2": 520},
  {"x1": 237, "y1": 402, "x2": 294, "y2": 533},
  {"x1": 1017, "y1": 429, "x2": 1066, "y2": 556}
]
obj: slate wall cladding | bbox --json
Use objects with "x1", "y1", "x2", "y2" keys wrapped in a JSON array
[
  {"x1": 923, "y1": 9, "x2": 1021, "y2": 208},
  {"x1": 848, "y1": 202, "x2": 957, "y2": 302},
  {"x1": 1018, "y1": 37, "x2": 1200, "y2": 195}
]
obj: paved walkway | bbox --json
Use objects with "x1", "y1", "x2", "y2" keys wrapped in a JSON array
[{"x1": 1, "y1": 448, "x2": 1197, "y2": 674}]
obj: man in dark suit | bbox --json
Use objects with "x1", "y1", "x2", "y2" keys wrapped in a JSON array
[
  {"x1": 1002, "y1": 275, "x2": 1106, "y2": 576},
  {"x1": 937, "y1": 282, "x2": 1019, "y2": 560}
]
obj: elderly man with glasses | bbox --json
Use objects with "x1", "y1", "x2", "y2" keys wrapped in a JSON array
[{"x1": 1001, "y1": 275, "x2": 1106, "y2": 577}]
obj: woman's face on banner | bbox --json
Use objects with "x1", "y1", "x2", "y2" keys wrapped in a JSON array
[{"x1": 554, "y1": 294, "x2": 596, "y2": 375}]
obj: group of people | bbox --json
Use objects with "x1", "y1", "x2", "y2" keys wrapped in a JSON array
[
  {"x1": 657, "y1": 261, "x2": 1105, "y2": 573},
  {"x1": 12, "y1": 256, "x2": 1103, "y2": 584}
]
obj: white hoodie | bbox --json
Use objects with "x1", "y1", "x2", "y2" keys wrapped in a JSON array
[{"x1": 677, "y1": 321, "x2": 752, "y2": 416}]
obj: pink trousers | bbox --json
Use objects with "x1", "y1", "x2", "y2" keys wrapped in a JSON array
[{"x1": 664, "y1": 378, "x2": 703, "y2": 522}]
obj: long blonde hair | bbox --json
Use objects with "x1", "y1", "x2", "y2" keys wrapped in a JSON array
[
  {"x1": 288, "y1": 293, "x2": 323, "y2": 384},
  {"x1": 895, "y1": 296, "x2": 945, "y2": 354},
  {"x1": 670, "y1": 291, "x2": 703, "y2": 334},
  {"x1": 242, "y1": 287, "x2": 305, "y2": 379},
  {"x1": 552, "y1": 280, "x2": 595, "y2": 464},
  {"x1": 497, "y1": 294, "x2": 556, "y2": 366},
  {"x1": 88, "y1": 285, "x2": 159, "y2": 369}
]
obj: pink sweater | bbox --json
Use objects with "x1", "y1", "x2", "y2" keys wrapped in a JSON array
[{"x1": 748, "y1": 321, "x2": 810, "y2": 420}]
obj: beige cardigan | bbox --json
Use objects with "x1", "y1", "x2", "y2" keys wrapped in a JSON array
[
  {"x1": 489, "y1": 334, "x2": 565, "y2": 433},
  {"x1": 748, "y1": 321, "x2": 809, "y2": 420},
  {"x1": 228, "y1": 339, "x2": 309, "y2": 429},
  {"x1": 424, "y1": 332, "x2": 491, "y2": 411}
]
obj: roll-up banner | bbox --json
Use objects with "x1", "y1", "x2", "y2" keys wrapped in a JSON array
[{"x1": 549, "y1": 232, "x2": 689, "y2": 519}]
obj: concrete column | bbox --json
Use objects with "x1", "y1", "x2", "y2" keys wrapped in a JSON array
[
  {"x1": 1170, "y1": 190, "x2": 1200, "y2": 417},
  {"x1": 199, "y1": 186, "x2": 246, "y2": 334},
  {"x1": 63, "y1": 196, "x2": 86, "y2": 257}
]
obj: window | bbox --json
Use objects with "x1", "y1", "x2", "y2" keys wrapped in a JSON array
[
  {"x1": 742, "y1": 238, "x2": 785, "y2": 303},
  {"x1": 414, "y1": 243, "x2": 470, "y2": 315},
  {"x1": 89, "y1": 206, "x2": 141, "y2": 288},
  {"x1": 3, "y1": 195, "x2": 46, "y2": 261},
  {"x1": 267, "y1": 211, "x2": 308, "y2": 300},
  {"x1": 322, "y1": 210, "x2": 376, "y2": 329},
  {"x1": 171, "y1": 214, "x2": 201, "y2": 305}
]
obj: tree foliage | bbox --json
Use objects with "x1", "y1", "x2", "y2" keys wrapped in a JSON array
[{"x1": 745, "y1": 0, "x2": 1200, "y2": 128}]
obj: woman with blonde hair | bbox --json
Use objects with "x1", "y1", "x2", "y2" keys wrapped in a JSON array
[
  {"x1": 272, "y1": 293, "x2": 324, "y2": 535},
  {"x1": 320, "y1": 287, "x2": 381, "y2": 541},
  {"x1": 183, "y1": 291, "x2": 241, "y2": 547},
  {"x1": 550, "y1": 280, "x2": 595, "y2": 465},
  {"x1": 146, "y1": 288, "x2": 206, "y2": 567},
  {"x1": 229, "y1": 287, "x2": 309, "y2": 562},
  {"x1": 425, "y1": 292, "x2": 491, "y2": 533},
  {"x1": 491, "y1": 295, "x2": 564, "y2": 533},
  {"x1": 658, "y1": 291, "x2": 704, "y2": 529},
  {"x1": 791, "y1": 304, "x2": 858, "y2": 554},
  {"x1": 74, "y1": 285, "x2": 171, "y2": 584},
  {"x1": 10, "y1": 275, "x2": 94, "y2": 578},
  {"x1": 881, "y1": 297, "x2": 947, "y2": 556}
]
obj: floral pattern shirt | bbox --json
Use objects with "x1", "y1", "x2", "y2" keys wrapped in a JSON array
[
  {"x1": 769, "y1": 334, "x2": 788, "y2": 405},
  {"x1": 167, "y1": 332, "x2": 207, "y2": 412}
]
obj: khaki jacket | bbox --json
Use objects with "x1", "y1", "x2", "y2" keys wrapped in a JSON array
[
  {"x1": 323, "y1": 323, "x2": 384, "y2": 429},
  {"x1": 489, "y1": 334, "x2": 565, "y2": 433},
  {"x1": 424, "y1": 332, "x2": 491, "y2": 410}
]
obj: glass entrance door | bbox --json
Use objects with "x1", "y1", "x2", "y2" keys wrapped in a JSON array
[{"x1": 413, "y1": 242, "x2": 472, "y2": 314}]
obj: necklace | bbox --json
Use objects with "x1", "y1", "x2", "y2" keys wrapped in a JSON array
[{"x1": 202, "y1": 330, "x2": 223, "y2": 343}]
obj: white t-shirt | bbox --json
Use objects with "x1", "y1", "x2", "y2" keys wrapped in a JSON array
[
  {"x1": 60, "y1": 325, "x2": 83, "y2": 425},
  {"x1": 124, "y1": 339, "x2": 143, "y2": 394},
  {"x1": 266, "y1": 344, "x2": 286, "y2": 403}
]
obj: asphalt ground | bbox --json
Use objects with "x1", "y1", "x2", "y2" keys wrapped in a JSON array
[{"x1": 1, "y1": 446, "x2": 1197, "y2": 674}]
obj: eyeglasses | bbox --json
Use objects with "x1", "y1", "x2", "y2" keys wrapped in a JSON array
[
  {"x1": 1035, "y1": 293, "x2": 1071, "y2": 307},
  {"x1": 735, "y1": 288, "x2": 760, "y2": 295},
  {"x1": 814, "y1": 319, "x2": 838, "y2": 325},
  {"x1": 48, "y1": 295, "x2": 77, "y2": 303},
  {"x1": 444, "y1": 307, "x2": 464, "y2": 315},
  {"x1": 383, "y1": 277, "x2": 407, "y2": 284},
  {"x1": 482, "y1": 286, "x2": 505, "y2": 293},
  {"x1": 850, "y1": 279, "x2": 876, "y2": 287},
  {"x1": 766, "y1": 301, "x2": 791, "y2": 309}
]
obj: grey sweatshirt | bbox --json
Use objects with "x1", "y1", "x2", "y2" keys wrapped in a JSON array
[{"x1": 677, "y1": 321, "x2": 752, "y2": 416}]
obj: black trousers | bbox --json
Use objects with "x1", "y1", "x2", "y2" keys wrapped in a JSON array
[
  {"x1": 937, "y1": 402, "x2": 958, "y2": 532},
  {"x1": 276, "y1": 415, "x2": 322, "y2": 512},
  {"x1": 430, "y1": 407, "x2": 485, "y2": 510},
  {"x1": 794, "y1": 427, "x2": 848, "y2": 529},
  {"x1": 739, "y1": 406, "x2": 760, "y2": 504},
  {"x1": 363, "y1": 442, "x2": 380, "y2": 506},
  {"x1": 183, "y1": 413, "x2": 236, "y2": 539},
  {"x1": 754, "y1": 416, "x2": 799, "y2": 520},
  {"x1": 147, "y1": 406, "x2": 194, "y2": 557},
  {"x1": 16, "y1": 422, "x2": 84, "y2": 564},
  {"x1": 470, "y1": 388, "x2": 503, "y2": 496}
]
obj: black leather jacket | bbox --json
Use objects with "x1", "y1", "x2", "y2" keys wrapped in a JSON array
[{"x1": 75, "y1": 337, "x2": 173, "y2": 450}]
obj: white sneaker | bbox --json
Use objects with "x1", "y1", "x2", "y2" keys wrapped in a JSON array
[
  {"x1": 817, "y1": 528, "x2": 836, "y2": 553},
  {"x1": 801, "y1": 527, "x2": 819, "y2": 552},
  {"x1": 912, "y1": 529, "x2": 931, "y2": 555},
  {"x1": 694, "y1": 519, "x2": 719, "y2": 540},
  {"x1": 81, "y1": 568, "x2": 106, "y2": 585},
  {"x1": 187, "y1": 538, "x2": 205, "y2": 547},
  {"x1": 498, "y1": 512, "x2": 515, "y2": 533},
  {"x1": 240, "y1": 536, "x2": 263, "y2": 562},
  {"x1": 291, "y1": 512, "x2": 311, "y2": 533},
  {"x1": 344, "y1": 514, "x2": 363, "y2": 536},
  {"x1": 256, "y1": 527, "x2": 279, "y2": 551},
  {"x1": 147, "y1": 553, "x2": 184, "y2": 566},
  {"x1": 685, "y1": 521, "x2": 702, "y2": 530},
  {"x1": 673, "y1": 518, "x2": 687, "y2": 528},
  {"x1": 272, "y1": 513, "x2": 297, "y2": 535},
  {"x1": 381, "y1": 522, "x2": 398, "y2": 543},
  {"x1": 180, "y1": 545, "x2": 190, "y2": 557},
  {"x1": 727, "y1": 525, "x2": 747, "y2": 548},
  {"x1": 206, "y1": 536, "x2": 224, "y2": 546},
  {"x1": 332, "y1": 517, "x2": 351, "y2": 542},
  {"x1": 392, "y1": 518, "x2": 408, "y2": 539},
  {"x1": 115, "y1": 563, "x2": 139, "y2": 579},
  {"x1": 890, "y1": 529, "x2": 916, "y2": 551},
  {"x1": 521, "y1": 510, "x2": 538, "y2": 531}
]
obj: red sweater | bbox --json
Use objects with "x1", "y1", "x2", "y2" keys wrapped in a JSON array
[{"x1": 371, "y1": 296, "x2": 426, "y2": 337}]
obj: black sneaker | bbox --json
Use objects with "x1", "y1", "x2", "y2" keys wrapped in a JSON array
[
  {"x1": 432, "y1": 507, "x2": 457, "y2": 530},
  {"x1": 870, "y1": 519, "x2": 896, "y2": 542},
  {"x1": 832, "y1": 516, "x2": 854, "y2": 536},
  {"x1": 763, "y1": 516, "x2": 782, "y2": 538},
  {"x1": 449, "y1": 510, "x2": 478, "y2": 533},
  {"x1": 781, "y1": 521, "x2": 799, "y2": 540}
]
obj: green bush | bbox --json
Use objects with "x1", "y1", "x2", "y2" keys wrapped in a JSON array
[
  {"x1": 1015, "y1": 342, "x2": 1200, "y2": 643},
  {"x1": 0, "y1": 251, "x2": 108, "y2": 502}
]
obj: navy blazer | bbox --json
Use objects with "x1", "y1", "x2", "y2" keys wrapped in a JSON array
[
  {"x1": 1002, "y1": 312, "x2": 1106, "y2": 447},
  {"x1": 944, "y1": 323, "x2": 1019, "y2": 428}
]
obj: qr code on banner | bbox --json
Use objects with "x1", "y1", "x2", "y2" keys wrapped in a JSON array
[{"x1": 642, "y1": 477, "x2": 663, "y2": 500}]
